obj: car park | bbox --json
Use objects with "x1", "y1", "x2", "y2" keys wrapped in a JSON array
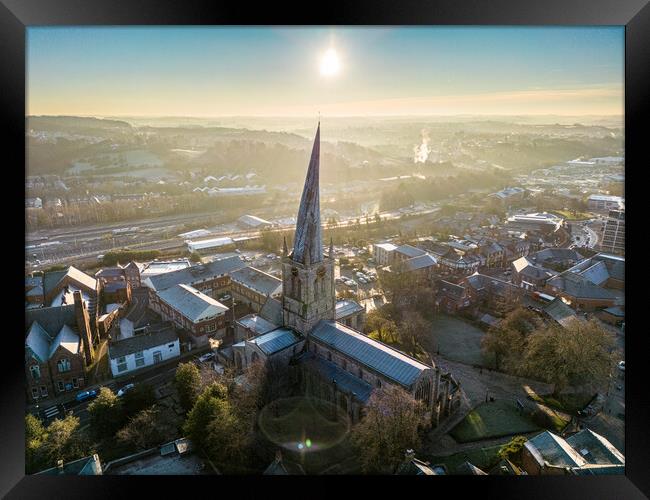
[{"x1": 117, "y1": 383, "x2": 135, "y2": 397}]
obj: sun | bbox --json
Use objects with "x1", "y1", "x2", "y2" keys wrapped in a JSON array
[{"x1": 320, "y1": 48, "x2": 341, "y2": 77}]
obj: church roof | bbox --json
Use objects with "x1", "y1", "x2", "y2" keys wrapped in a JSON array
[
  {"x1": 249, "y1": 327, "x2": 303, "y2": 356},
  {"x1": 310, "y1": 320, "x2": 430, "y2": 389},
  {"x1": 292, "y1": 123, "x2": 323, "y2": 265}
]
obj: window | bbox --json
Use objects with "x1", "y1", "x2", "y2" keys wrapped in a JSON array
[
  {"x1": 168, "y1": 343, "x2": 175, "y2": 348},
  {"x1": 40, "y1": 386, "x2": 48, "y2": 397},
  {"x1": 135, "y1": 351, "x2": 145, "y2": 368},
  {"x1": 72, "y1": 378, "x2": 79, "y2": 388},
  {"x1": 206, "y1": 323, "x2": 216, "y2": 333},
  {"x1": 57, "y1": 381, "x2": 64, "y2": 392},
  {"x1": 117, "y1": 356, "x2": 127, "y2": 373},
  {"x1": 31, "y1": 387, "x2": 39, "y2": 398},
  {"x1": 30, "y1": 365, "x2": 40, "y2": 381},
  {"x1": 153, "y1": 351, "x2": 163, "y2": 364},
  {"x1": 57, "y1": 358, "x2": 71, "y2": 373}
]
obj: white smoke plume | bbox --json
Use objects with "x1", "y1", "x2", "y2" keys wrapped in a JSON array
[{"x1": 413, "y1": 129, "x2": 431, "y2": 163}]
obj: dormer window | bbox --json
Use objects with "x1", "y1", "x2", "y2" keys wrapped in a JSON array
[{"x1": 57, "y1": 358, "x2": 71, "y2": 373}]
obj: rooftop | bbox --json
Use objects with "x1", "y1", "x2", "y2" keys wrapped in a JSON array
[
  {"x1": 144, "y1": 256, "x2": 245, "y2": 292},
  {"x1": 236, "y1": 314, "x2": 278, "y2": 336},
  {"x1": 158, "y1": 284, "x2": 228, "y2": 323},
  {"x1": 230, "y1": 266, "x2": 282, "y2": 297},
  {"x1": 311, "y1": 320, "x2": 430, "y2": 389},
  {"x1": 525, "y1": 431, "x2": 586, "y2": 468},
  {"x1": 109, "y1": 325, "x2": 178, "y2": 359},
  {"x1": 249, "y1": 327, "x2": 303, "y2": 356},
  {"x1": 335, "y1": 299, "x2": 365, "y2": 319},
  {"x1": 299, "y1": 352, "x2": 373, "y2": 402},
  {"x1": 394, "y1": 244, "x2": 427, "y2": 259}
]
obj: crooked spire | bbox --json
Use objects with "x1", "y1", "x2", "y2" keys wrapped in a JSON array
[{"x1": 292, "y1": 122, "x2": 322, "y2": 265}]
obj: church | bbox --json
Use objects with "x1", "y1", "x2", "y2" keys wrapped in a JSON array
[{"x1": 229, "y1": 123, "x2": 462, "y2": 425}]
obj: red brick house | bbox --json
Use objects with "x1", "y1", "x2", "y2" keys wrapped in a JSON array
[{"x1": 25, "y1": 292, "x2": 95, "y2": 401}]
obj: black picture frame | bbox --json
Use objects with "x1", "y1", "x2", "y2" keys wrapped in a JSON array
[{"x1": 3, "y1": 0, "x2": 648, "y2": 497}]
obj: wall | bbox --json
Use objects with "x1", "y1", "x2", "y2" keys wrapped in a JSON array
[{"x1": 110, "y1": 339, "x2": 180, "y2": 377}]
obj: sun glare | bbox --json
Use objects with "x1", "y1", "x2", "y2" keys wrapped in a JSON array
[{"x1": 320, "y1": 48, "x2": 340, "y2": 77}]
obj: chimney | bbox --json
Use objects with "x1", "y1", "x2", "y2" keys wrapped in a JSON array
[{"x1": 74, "y1": 291, "x2": 94, "y2": 365}]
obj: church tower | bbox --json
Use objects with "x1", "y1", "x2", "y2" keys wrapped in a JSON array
[{"x1": 282, "y1": 123, "x2": 336, "y2": 335}]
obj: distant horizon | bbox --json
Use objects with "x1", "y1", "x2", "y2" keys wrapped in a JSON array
[{"x1": 27, "y1": 27, "x2": 624, "y2": 117}]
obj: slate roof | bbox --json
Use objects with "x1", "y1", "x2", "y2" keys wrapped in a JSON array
[
  {"x1": 404, "y1": 253, "x2": 437, "y2": 271},
  {"x1": 36, "y1": 454, "x2": 102, "y2": 475},
  {"x1": 566, "y1": 429, "x2": 625, "y2": 465},
  {"x1": 145, "y1": 256, "x2": 245, "y2": 292},
  {"x1": 543, "y1": 297, "x2": 578, "y2": 328},
  {"x1": 236, "y1": 314, "x2": 278, "y2": 336},
  {"x1": 292, "y1": 123, "x2": 322, "y2": 265},
  {"x1": 335, "y1": 299, "x2": 364, "y2": 319},
  {"x1": 578, "y1": 260, "x2": 610, "y2": 286},
  {"x1": 249, "y1": 327, "x2": 303, "y2": 356},
  {"x1": 109, "y1": 326, "x2": 179, "y2": 359},
  {"x1": 533, "y1": 248, "x2": 583, "y2": 264},
  {"x1": 158, "y1": 284, "x2": 228, "y2": 322},
  {"x1": 456, "y1": 461, "x2": 488, "y2": 475},
  {"x1": 299, "y1": 352, "x2": 373, "y2": 402},
  {"x1": 260, "y1": 297, "x2": 283, "y2": 325},
  {"x1": 310, "y1": 320, "x2": 430, "y2": 389},
  {"x1": 546, "y1": 272, "x2": 615, "y2": 300},
  {"x1": 26, "y1": 322, "x2": 54, "y2": 363},
  {"x1": 230, "y1": 267, "x2": 282, "y2": 296},
  {"x1": 524, "y1": 431, "x2": 586, "y2": 468},
  {"x1": 95, "y1": 267, "x2": 125, "y2": 279},
  {"x1": 437, "y1": 280, "x2": 466, "y2": 300},
  {"x1": 49, "y1": 324, "x2": 80, "y2": 357},
  {"x1": 395, "y1": 244, "x2": 427, "y2": 259},
  {"x1": 26, "y1": 304, "x2": 77, "y2": 337}
]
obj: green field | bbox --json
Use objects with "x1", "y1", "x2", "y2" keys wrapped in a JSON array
[
  {"x1": 430, "y1": 315, "x2": 495, "y2": 367},
  {"x1": 450, "y1": 400, "x2": 540, "y2": 443}
]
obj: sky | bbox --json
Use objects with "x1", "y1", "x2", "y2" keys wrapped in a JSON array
[{"x1": 27, "y1": 26, "x2": 624, "y2": 117}]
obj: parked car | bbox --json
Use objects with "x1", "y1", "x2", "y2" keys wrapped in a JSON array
[
  {"x1": 75, "y1": 389, "x2": 98, "y2": 403},
  {"x1": 117, "y1": 384, "x2": 135, "y2": 397},
  {"x1": 198, "y1": 352, "x2": 216, "y2": 363},
  {"x1": 617, "y1": 361, "x2": 625, "y2": 372},
  {"x1": 359, "y1": 278, "x2": 367, "y2": 284}
]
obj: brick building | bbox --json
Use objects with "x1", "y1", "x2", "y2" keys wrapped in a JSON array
[
  {"x1": 25, "y1": 291, "x2": 94, "y2": 401},
  {"x1": 155, "y1": 284, "x2": 229, "y2": 346},
  {"x1": 230, "y1": 266, "x2": 282, "y2": 312}
]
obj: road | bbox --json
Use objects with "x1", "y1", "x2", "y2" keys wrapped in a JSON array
[{"x1": 26, "y1": 205, "x2": 440, "y2": 271}]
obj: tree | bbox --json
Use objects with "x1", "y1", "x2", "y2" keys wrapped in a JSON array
[
  {"x1": 183, "y1": 382, "x2": 249, "y2": 473},
  {"x1": 399, "y1": 311, "x2": 429, "y2": 357},
  {"x1": 116, "y1": 406, "x2": 177, "y2": 452},
  {"x1": 174, "y1": 362, "x2": 202, "y2": 413},
  {"x1": 42, "y1": 415, "x2": 89, "y2": 469},
  {"x1": 482, "y1": 306, "x2": 542, "y2": 371},
  {"x1": 351, "y1": 385, "x2": 427, "y2": 474},
  {"x1": 122, "y1": 384, "x2": 156, "y2": 417},
  {"x1": 88, "y1": 387, "x2": 125, "y2": 439},
  {"x1": 365, "y1": 310, "x2": 399, "y2": 344},
  {"x1": 523, "y1": 320, "x2": 616, "y2": 396},
  {"x1": 25, "y1": 414, "x2": 47, "y2": 473}
]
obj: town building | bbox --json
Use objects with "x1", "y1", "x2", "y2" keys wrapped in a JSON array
[
  {"x1": 506, "y1": 213, "x2": 564, "y2": 234},
  {"x1": 140, "y1": 259, "x2": 191, "y2": 281},
  {"x1": 462, "y1": 272, "x2": 523, "y2": 315},
  {"x1": 25, "y1": 275, "x2": 44, "y2": 309},
  {"x1": 490, "y1": 186, "x2": 526, "y2": 205},
  {"x1": 25, "y1": 292, "x2": 95, "y2": 401},
  {"x1": 237, "y1": 214, "x2": 272, "y2": 229},
  {"x1": 230, "y1": 266, "x2": 282, "y2": 312},
  {"x1": 372, "y1": 242, "x2": 398, "y2": 266},
  {"x1": 520, "y1": 429, "x2": 624, "y2": 475},
  {"x1": 35, "y1": 454, "x2": 102, "y2": 475},
  {"x1": 335, "y1": 299, "x2": 366, "y2": 331},
  {"x1": 587, "y1": 194, "x2": 624, "y2": 212},
  {"x1": 434, "y1": 280, "x2": 471, "y2": 314},
  {"x1": 511, "y1": 256, "x2": 556, "y2": 291},
  {"x1": 599, "y1": 209, "x2": 625, "y2": 256},
  {"x1": 155, "y1": 284, "x2": 229, "y2": 345},
  {"x1": 186, "y1": 237, "x2": 236, "y2": 254},
  {"x1": 545, "y1": 253, "x2": 624, "y2": 311},
  {"x1": 108, "y1": 323, "x2": 180, "y2": 377}
]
